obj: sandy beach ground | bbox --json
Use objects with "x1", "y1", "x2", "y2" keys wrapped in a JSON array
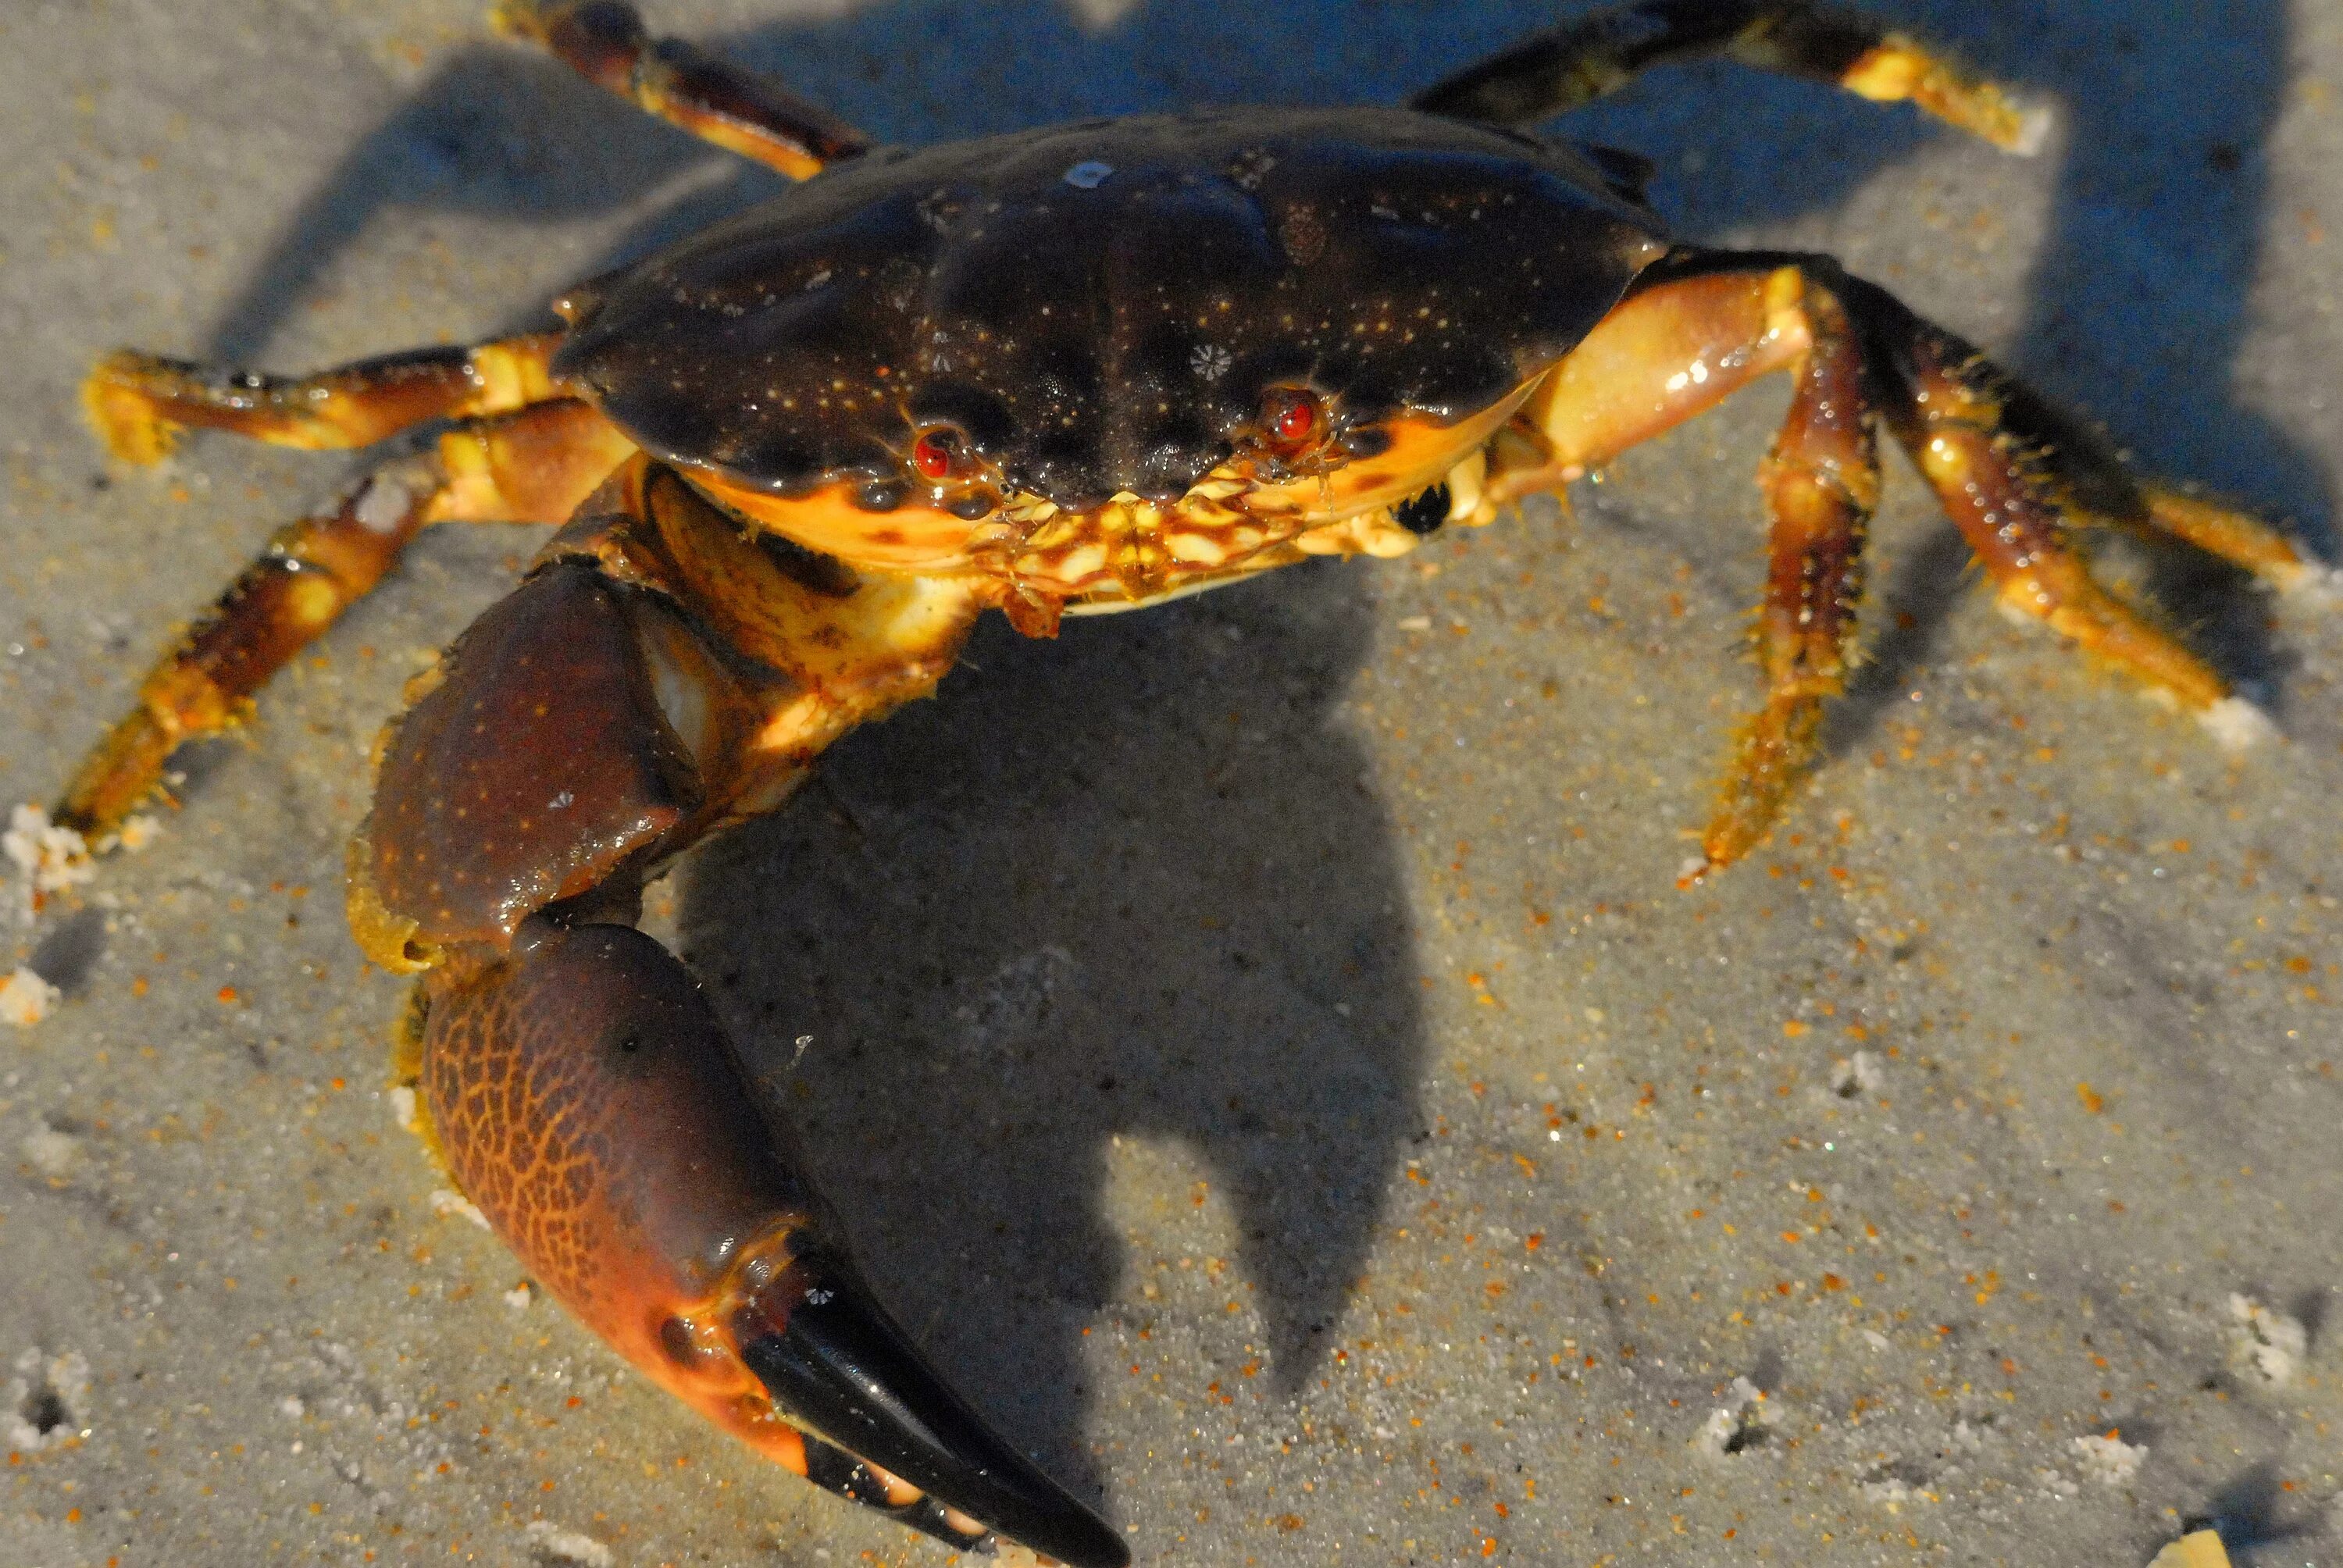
[{"x1": 4, "y1": 2, "x2": 2343, "y2": 1563}]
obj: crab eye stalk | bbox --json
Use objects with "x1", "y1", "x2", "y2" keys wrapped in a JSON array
[
  {"x1": 1269, "y1": 390, "x2": 1318, "y2": 443},
  {"x1": 1260, "y1": 387, "x2": 1323, "y2": 452},
  {"x1": 911, "y1": 427, "x2": 963, "y2": 483}
]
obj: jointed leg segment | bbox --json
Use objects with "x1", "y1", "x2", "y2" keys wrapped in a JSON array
[
  {"x1": 492, "y1": 0, "x2": 869, "y2": 179},
  {"x1": 1509, "y1": 254, "x2": 2319, "y2": 877},
  {"x1": 1413, "y1": 0, "x2": 2043, "y2": 154},
  {"x1": 1698, "y1": 271, "x2": 1879, "y2": 881},
  {"x1": 84, "y1": 333, "x2": 567, "y2": 465},
  {"x1": 56, "y1": 400, "x2": 633, "y2": 841}
]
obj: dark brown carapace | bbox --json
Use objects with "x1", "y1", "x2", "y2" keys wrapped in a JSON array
[{"x1": 44, "y1": 2, "x2": 2333, "y2": 1563}]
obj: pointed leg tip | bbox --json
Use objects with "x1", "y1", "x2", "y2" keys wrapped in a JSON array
[
  {"x1": 485, "y1": 0, "x2": 549, "y2": 39},
  {"x1": 2275, "y1": 561, "x2": 2343, "y2": 611},
  {"x1": 2002, "y1": 102, "x2": 2055, "y2": 158},
  {"x1": 81, "y1": 363, "x2": 180, "y2": 467},
  {"x1": 2200, "y1": 697, "x2": 2278, "y2": 753}
]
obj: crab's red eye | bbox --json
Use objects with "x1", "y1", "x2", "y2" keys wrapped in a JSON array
[
  {"x1": 1265, "y1": 388, "x2": 1321, "y2": 446},
  {"x1": 911, "y1": 428, "x2": 960, "y2": 482}
]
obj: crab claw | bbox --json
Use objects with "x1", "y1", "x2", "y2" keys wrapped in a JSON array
[
  {"x1": 414, "y1": 916, "x2": 1124, "y2": 1567},
  {"x1": 740, "y1": 1260, "x2": 1128, "y2": 1567}
]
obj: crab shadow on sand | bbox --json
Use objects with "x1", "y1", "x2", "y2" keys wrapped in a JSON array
[{"x1": 194, "y1": 0, "x2": 2317, "y2": 1511}]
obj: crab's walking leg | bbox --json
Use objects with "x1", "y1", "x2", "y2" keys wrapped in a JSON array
[
  {"x1": 1832, "y1": 276, "x2": 2256, "y2": 720},
  {"x1": 1694, "y1": 273, "x2": 1879, "y2": 882},
  {"x1": 84, "y1": 334, "x2": 567, "y2": 467},
  {"x1": 55, "y1": 401, "x2": 633, "y2": 842},
  {"x1": 356, "y1": 465, "x2": 1123, "y2": 1564},
  {"x1": 1845, "y1": 315, "x2": 2338, "y2": 601},
  {"x1": 1503, "y1": 255, "x2": 2313, "y2": 872},
  {"x1": 492, "y1": 0, "x2": 869, "y2": 179},
  {"x1": 1413, "y1": 0, "x2": 2043, "y2": 154},
  {"x1": 1502, "y1": 265, "x2": 1879, "y2": 880}
]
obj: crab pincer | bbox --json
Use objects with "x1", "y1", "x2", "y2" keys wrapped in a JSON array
[
  {"x1": 344, "y1": 511, "x2": 1114, "y2": 1561},
  {"x1": 412, "y1": 918, "x2": 1124, "y2": 1565}
]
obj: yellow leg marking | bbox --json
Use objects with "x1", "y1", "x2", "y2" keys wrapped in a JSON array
[{"x1": 1840, "y1": 37, "x2": 2042, "y2": 153}]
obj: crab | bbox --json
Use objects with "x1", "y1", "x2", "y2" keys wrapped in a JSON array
[{"x1": 41, "y1": 1, "x2": 2334, "y2": 1562}]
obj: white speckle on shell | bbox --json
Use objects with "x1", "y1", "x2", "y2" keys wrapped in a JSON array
[
  {"x1": 1189, "y1": 343, "x2": 1232, "y2": 382},
  {"x1": 1063, "y1": 160, "x2": 1114, "y2": 190}
]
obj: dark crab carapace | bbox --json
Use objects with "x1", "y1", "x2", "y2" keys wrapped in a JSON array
[{"x1": 52, "y1": 2, "x2": 2334, "y2": 1562}]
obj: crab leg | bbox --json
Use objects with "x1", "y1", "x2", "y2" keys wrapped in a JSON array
[
  {"x1": 351, "y1": 461, "x2": 1120, "y2": 1563},
  {"x1": 1692, "y1": 270, "x2": 1879, "y2": 882},
  {"x1": 1833, "y1": 275, "x2": 2250, "y2": 719},
  {"x1": 84, "y1": 334, "x2": 567, "y2": 466},
  {"x1": 55, "y1": 401, "x2": 633, "y2": 842},
  {"x1": 1413, "y1": 0, "x2": 2043, "y2": 155},
  {"x1": 492, "y1": 0, "x2": 869, "y2": 180},
  {"x1": 1506, "y1": 255, "x2": 2314, "y2": 872}
]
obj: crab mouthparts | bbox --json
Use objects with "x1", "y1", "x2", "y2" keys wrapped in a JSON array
[{"x1": 979, "y1": 481, "x2": 1283, "y2": 601}]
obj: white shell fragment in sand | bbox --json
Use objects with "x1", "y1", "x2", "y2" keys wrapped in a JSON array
[
  {"x1": 2, "y1": 1347, "x2": 91, "y2": 1450},
  {"x1": 3, "y1": 803, "x2": 93, "y2": 914},
  {"x1": 429, "y1": 1188, "x2": 490, "y2": 1230},
  {"x1": 0, "y1": 967, "x2": 61, "y2": 1028},
  {"x1": 519, "y1": 1520, "x2": 613, "y2": 1568},
  {"x1": 2227, "y1": 1292, "x2": 2309, "y2": 1386},
  {"x1": 2069, "y1": 1430, "x2": 2147, "y2": 1486},
  {"x1": 20, "y1": 1122, "x2": 81, "y2": 1178}
]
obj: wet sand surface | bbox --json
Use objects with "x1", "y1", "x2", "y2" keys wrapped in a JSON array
[{"x1": 4, "y1": 2, "x2": 2342, "y2": 1564}]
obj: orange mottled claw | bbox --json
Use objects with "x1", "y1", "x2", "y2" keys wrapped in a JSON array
[{"x1": 415, "y1": 918, "x2": 1127, "y2": 1566}]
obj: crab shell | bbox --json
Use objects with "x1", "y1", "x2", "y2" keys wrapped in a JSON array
[{"x1": 553, "y1": 107, "x2": 1668, "y2": 609}]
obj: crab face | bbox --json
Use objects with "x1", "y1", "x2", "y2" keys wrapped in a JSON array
[{"x1": 554, "y1": 107, "x2": 1664, "y2": 607}]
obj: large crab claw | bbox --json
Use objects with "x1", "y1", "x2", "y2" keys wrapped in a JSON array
[
  {"x1": 331, "y1": 483, "x2": 1093, "y2": 1559},
  {"x1": 415, "y1": 916, "x2": 1127, "y2": 1567}
]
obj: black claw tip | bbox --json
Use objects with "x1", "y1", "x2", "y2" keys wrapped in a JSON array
[{"x1": 743, "y1": 1267, "x2": 1129, "y2": 1568}]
